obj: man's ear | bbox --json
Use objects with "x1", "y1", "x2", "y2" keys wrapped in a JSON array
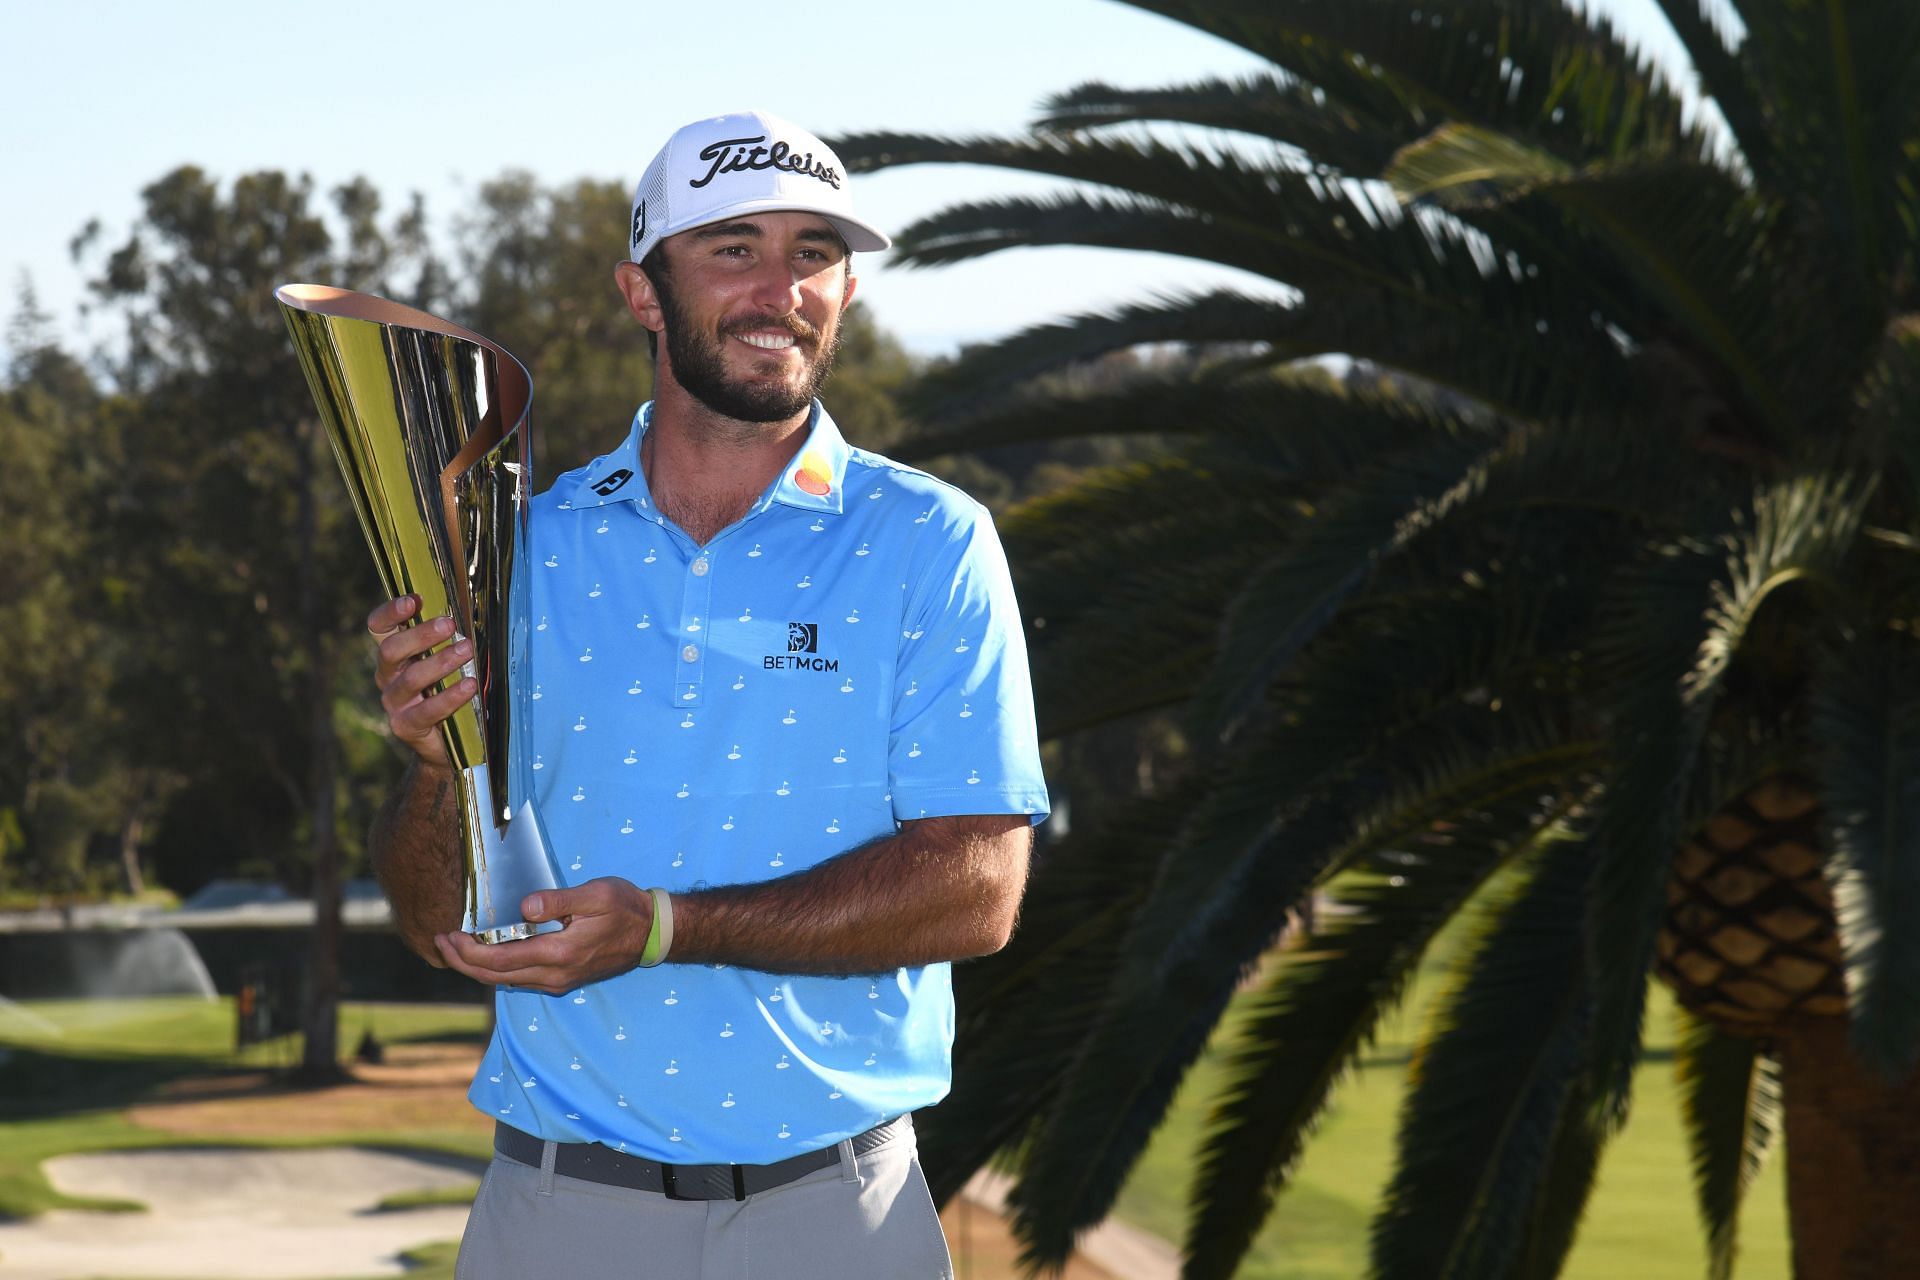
[{"x1": 614, "y1": 260, "x2": 665, "y2": 338}]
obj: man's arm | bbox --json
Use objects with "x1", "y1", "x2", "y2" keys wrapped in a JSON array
[
  {"x1": 364, "y1": 592, "x2": 476, "y2": 965},
  {"x1": 432, "y1": 814, "x2": 1032, "y2": 994},
  {"x1": 370, "y1": 758, "x2": 465, "y2": 964},
  {"x1": 676, "y1": 813, "x2": 1030, "y2": 969}
]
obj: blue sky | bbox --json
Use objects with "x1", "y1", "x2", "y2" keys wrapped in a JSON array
[{"x1": 5, "y1": 0, "x2": 1687, "y2": 362}]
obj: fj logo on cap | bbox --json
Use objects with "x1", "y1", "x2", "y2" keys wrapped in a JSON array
[{"x1": 630, "y1": 202, "x2": 647, "y2": 248}]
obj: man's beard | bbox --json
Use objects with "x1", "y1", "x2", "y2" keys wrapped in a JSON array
[{"x1": 658, "y1": 279, "x2": 843, "y2": 423}]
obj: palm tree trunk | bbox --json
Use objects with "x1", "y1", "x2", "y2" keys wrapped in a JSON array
[{"x1": 1777, "y1": 1018, "x2": 1920, "y2": 1278}]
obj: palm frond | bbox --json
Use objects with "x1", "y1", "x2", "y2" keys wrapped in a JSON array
[
  {"x1": 858, "y1": 130, "x2": 1604, "y2": 325},
  {"x1": 1182, "y1": 793, "x2": 1574, "y2": 1280},
  {"x1": 870, "y1": 191, "x2": 1283, "y2": 278},
  {"x1": 916, "y1": 777, "x2": 1205, "y2": 1201},
  {"x1": 1036, "y1": 74, "x2": 1416, "y2": 178},
  {"x1": 1735, "y1": 0, "x2": 1920, "y2": 285},
  {"x1": 1389, "y1": 138, "x2": 1818, "y2": 445},
  {"x1": 1189, "y1": 427, "x2": 1501, "y2": 739},
  {"x1": 1861, "y1": 317, "x2": 1920, "y2": 507},
  {"x1": 1505, "y1": 1079, "x2": 1611, "y2": 1280},
  {"x1": 1673, "y1": 1006, "x2": 1783, "y2": 1280},
  {"x1": 1117, "y1": 0, "x2": 1707, "y2": 166},
  {"x1": 1386, "y1": 121, "x2": 1574, "y2": 207},
  {"x1": 1004, "y1": 697, "x2": 1593, "y2": 1268},
  {"x1": 1000, "y1": 380, "x2": 1473, "y2": 735},
  {"x1": 917, "y1": 284, "x2": 1633, "y2": 449},
  {"x1": 899, "y1": 363, "x2": 1431, "y2": 459},
  {"x1": 844, "y1": 130, "x2": 1656, "y2": 429},
  {"x1": 1369, "y1": 825, "x2": 1607, "y2": 1280},
  {"x1": 1195, "y1": 399, "x2": 1721, "y2": 743},
  {"x1": 1649, "y1": 0, "x2": 1772, "y2": 180},
  {"x1": 900, "y1": 291, "x2": 1297, "y2": 421},
  {"x1": 1811, "y1": 632, "x2": 1920, "y2": 1078}
]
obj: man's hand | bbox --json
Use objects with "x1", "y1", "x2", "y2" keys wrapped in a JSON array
[
  {"x1": 368, "y1": 594, "x2": 472, "y2": 768},
  {"x1": 434, "y1": 877, "x2": 655, "y2": 994}
]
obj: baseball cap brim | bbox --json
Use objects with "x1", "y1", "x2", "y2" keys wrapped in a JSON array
[{"x1": 653, "y1": 197, "x2": 891, "y2": 257}]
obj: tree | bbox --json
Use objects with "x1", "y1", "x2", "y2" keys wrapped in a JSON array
[
  {"x1": 0, "y1": 294, "x2": 154, "y2": 898},
  {"x1": 83, "y1": 167, "x2": 443, "y2": 1081},
  {"x1": 836, "y1": 2, "x2": 1920, "y2": 1276},
  {"x1": 453, "y1": 173, "x2": 653, "y2": 478}
]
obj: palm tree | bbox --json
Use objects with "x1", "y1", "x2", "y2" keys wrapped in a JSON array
[{"x1": 835, "y1": 3, "x2": 1920, "y2": 1277}]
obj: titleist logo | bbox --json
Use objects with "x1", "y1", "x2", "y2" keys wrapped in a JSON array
[{"x1": 690, "y1": 134, "x2": 842, "y2": 191}]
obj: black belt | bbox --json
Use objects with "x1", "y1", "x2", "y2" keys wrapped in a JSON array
[{"x1": 493, "y1": 1116, "x2": 908, "y2": 1201}]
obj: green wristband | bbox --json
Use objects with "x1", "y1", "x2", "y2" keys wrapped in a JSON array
[{"x1": 638, "y1": 887, "x2": 673, "y2": 967}]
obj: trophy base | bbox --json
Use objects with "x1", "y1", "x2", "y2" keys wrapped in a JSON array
[
  {"x1": 472, "y1": 919, "x2": 562, "y2": 945},
  {"x1": 462, "y1": 783, "x2": 567, "y2": 946}
]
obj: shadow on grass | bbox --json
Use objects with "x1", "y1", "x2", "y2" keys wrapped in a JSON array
[
  {"x1": 391, "y1": 1026, "x2": 491, "y2": 1047},
  {"x1": 0, "y1": 1046, "x2": 208, "y2": 1123}
]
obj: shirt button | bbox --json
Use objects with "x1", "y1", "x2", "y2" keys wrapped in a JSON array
[
  {"x1": 691, "y1": 558, "x2": 710, "y2": 577},
  {"x1": 681, "y1": 644, "x2": 700, "y2": 663}
]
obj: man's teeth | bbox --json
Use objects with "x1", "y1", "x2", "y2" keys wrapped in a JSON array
[{"x1": 738, "y1": 333, "x2": 796, "y2": 350}]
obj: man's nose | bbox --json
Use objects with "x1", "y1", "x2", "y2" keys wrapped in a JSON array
[{"x1": 743, "y1": 257, "x2": 803, "y2": 314}]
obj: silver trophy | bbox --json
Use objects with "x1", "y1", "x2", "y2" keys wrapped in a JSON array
[{"x1": 277, "y1": 285, "x2": 562, "y2": 944}]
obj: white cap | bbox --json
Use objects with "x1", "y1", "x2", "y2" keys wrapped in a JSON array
[{"x1": 628, "y1": 111, "x2": 890, "y2": 264}]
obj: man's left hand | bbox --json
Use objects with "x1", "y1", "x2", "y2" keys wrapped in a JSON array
[{"x1": 434, "y1": 878, "x2": 653, "y2": 994}]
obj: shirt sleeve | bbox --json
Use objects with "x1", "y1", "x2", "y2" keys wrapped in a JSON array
[{"x1": 889, "y1": 499, "x2": 1050, "y2": 824}]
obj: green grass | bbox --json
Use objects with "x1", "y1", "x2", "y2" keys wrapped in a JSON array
[
  {"x1": 4, "y1": 984, "x2": 1797, "y2": 1278},
  {"x1": 1111, "y1": 968, "x2": 1793, "y2": 1278},
  {"x1": 0, "y1": 996, "x2": 491, "y2": 1221},
  {"x1": 374, "y1": 1184, "x2": 482, "y2": 1212}
]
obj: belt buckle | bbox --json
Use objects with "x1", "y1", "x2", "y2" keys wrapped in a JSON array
[{"x1": 659, "y1": 1162, "x2": 749, "y2": 1201}]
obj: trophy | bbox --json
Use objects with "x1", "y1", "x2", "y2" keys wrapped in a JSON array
[{"x1": 276, "y1": 285, "x2": 563, "y2": 944}]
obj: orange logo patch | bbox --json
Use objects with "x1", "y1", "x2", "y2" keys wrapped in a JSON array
[{"x1": 794, "y1": 452, "x2": 832, "y2": 497}]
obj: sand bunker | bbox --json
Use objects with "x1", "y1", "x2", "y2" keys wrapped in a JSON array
[{"x1": 0, "y1": 1146, "x2": 481, "y2": 1279}]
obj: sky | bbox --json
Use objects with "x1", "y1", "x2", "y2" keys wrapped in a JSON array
[{"x1": 4, "y1": 0, "x2": 1688, "y2": 364}]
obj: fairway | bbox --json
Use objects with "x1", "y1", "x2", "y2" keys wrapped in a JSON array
[
  {"x1": 1113, "y1": 971, "x2": 1793, "y2": 1279},
  {"x1": 0, "y1": 996, "x2": 1123, "y2": 1280},
  {"x1": 6, "y1": 981, "x2": 1798, "y2": 1278}
]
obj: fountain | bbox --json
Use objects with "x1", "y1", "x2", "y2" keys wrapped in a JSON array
[{"x1": 1, "y1": 927, "x2": 218, "y2": 1001}]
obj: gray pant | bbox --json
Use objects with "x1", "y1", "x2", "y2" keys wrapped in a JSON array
[{"x1": 454, "y1": 1117, "x2": 954, "y2": 1279}]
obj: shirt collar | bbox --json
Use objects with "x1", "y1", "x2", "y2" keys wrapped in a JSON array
[
  {"x1": 564, "y1": 401, "x2": 849, "y2": 517},
  {"x1": 565, "y1": 404, "x2": 652, "y2": 510},
  {"x1": 766, "y1": 402, "x2": 849, "y2": 516}
]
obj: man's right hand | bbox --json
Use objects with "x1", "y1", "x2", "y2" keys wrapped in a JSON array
[{"x1": 368, "y1": 594, "x2": 472, "y2": 769}]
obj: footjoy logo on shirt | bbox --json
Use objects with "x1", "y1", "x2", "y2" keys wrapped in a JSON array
[
  {"x1": 764, "y1": 622, "x2": 838, "y2": 672},
  {"x1": 591, "y1": 468, "x2": 634, "y2": 497}
]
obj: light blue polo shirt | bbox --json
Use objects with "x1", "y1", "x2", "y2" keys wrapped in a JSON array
[{"x1": 469, "y1": 401, "x2": 1049, "y2": 1164}]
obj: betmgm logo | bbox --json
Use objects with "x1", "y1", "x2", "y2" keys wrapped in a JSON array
[{"x1": 766, "y1": 622, "x2": 837, "y2": 672}]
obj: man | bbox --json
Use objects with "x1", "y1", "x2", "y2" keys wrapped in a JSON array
[{"x1": 365, "y1": 110, "x2": 1048, "y2": 1278}]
